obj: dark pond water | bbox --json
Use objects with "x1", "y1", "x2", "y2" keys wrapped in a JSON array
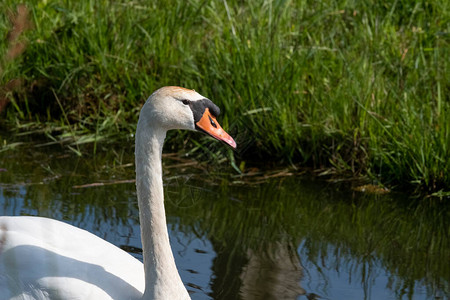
[{"x1": 0, "y1": 143, "x2": 448, "y2": 300}]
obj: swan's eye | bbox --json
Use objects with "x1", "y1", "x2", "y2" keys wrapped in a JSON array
[
  {"x1": 181, "y1": 99, "x2": 190, "y2": 105},
  {"x1": 208, "y1": 116, "x2": 217, "y2": 128}
]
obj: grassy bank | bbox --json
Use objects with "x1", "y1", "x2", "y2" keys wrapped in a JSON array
[{"x1": 0, "y1": 0, "x2": 449, "y2": 193}]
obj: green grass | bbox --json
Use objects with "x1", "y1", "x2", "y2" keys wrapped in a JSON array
[{"x1": 0, "y1": 0, "x2": 449, "y2": 192}]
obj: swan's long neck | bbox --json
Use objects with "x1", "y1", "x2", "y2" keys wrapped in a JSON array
[{"x1": 135, "y1": 115, "x2": 189, "y2": 300}]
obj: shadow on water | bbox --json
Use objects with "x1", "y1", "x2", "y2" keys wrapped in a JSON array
[{"x1": 0, "y1": 144, "x2": 448, "y2": 300}]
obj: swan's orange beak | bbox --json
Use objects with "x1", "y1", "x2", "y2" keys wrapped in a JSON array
[{"x1": 196, "y1": 108, "x2": 236, "y2": 149}]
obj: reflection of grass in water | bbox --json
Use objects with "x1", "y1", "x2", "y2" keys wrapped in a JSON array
[
  {"x1": 166, "y1": 178, "x2": 449, "y2": 298},
  {"x1": 0, "y1": 1, "x2": 449, "y2": 192},
  {"x1": 0, "y1": 144, "x2": 137, "y2": 225},
  {"x1": 0, "y1": 146, "x2": 448, "y2": 298}
]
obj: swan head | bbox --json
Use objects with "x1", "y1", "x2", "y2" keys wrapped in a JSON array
[{"x1": 140, "y1": 86, "x2": 236, "y2": 148}]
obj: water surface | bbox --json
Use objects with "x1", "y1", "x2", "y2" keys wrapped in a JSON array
[{"x1": 0, "y1": 144, "x2": 448, "y2": 300}]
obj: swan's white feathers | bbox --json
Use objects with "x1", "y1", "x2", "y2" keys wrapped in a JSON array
[
  {"x1": 139, "y1": 86, "x2": 204, "y2": 132},
  {"x1": 0, "y1": 216, "x2": 144, "y2": 299},
  {"x1": 152, "y1": 86, "x2": 204, "y2": 101}
]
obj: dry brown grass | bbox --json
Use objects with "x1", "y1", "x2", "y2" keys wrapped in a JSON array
[{"x1": 0, "y1": 4, "x2": 31, "y2": 113}]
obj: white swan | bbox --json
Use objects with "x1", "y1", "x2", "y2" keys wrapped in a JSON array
[{"x1": 0, "y1": 86, "x2": 236, "y2": 300}]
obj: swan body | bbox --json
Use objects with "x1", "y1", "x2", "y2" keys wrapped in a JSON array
[
  {"x1": 0, "y1": 86, "x2": 236, "y2": 300},
  {"x1": 0, "y1": 216, "x2": 144, "y2": 299}
]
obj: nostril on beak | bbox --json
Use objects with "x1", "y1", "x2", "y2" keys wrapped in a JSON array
[{"x1": 209, "y1": 116, "x2": 217, "y2": 128}]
